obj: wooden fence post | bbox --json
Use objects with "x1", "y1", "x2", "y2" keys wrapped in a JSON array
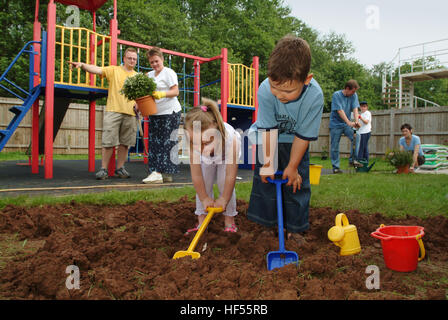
[{"x1": 389, "y1": 108, "x2": 395, "y2": 150}]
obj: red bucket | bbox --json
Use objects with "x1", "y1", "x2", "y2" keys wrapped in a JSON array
[{"x1": 371, "y1": 225, "x2": 425, "y2": 272}]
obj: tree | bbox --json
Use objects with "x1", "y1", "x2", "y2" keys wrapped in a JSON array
[
  {"x1": 2, "y1": 0, "x2": 440, "y2": 112},
  {"x1": 319, "y1": 31, "x2": 355, "y2": 62},
  {"x1": 0, "y1": 0, "x2": 36, "y2": 93}
]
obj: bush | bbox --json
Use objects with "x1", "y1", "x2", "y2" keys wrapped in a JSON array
[
  {"x1": 120, "y1": 73, "x2": 157, "y2": 101},
  {"x1": 385, "y1": 148, "x2": 413, "y2": 167}
]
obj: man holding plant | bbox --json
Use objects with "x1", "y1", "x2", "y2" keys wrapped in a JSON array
[{"x1": 69, "y1": 47, "x2": 138, "y2": 180}]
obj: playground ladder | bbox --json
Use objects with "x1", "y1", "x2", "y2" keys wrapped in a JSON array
[
  {"x1": 0, "y1": 41, "x2": 42, "y2": 152},
  {"x1": 382, "y1": 78, "x2": 441, "y2": 109}
]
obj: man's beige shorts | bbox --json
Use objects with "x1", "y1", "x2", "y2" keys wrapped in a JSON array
[{"x1": 102, "y1": 111, "x2": 138, "y2": 148}]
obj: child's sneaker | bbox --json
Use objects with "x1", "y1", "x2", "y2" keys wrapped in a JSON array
[
  {"x1": 115, "y1": 166, "x2": 130, "y2": 179},
  {"x1": 95, "y1": 168, "x2": 108, "y2": 180},
  {"x1": 224, "y1": 224, "x2": 238, "y2": 233}
]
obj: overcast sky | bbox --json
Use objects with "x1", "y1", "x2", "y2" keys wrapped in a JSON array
[{"x1": 284, "y1": 0, "x2": 448, "y2": 69}]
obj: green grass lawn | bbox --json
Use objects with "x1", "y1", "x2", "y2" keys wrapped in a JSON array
[
  {"x1": 0, "y1": 151, "x2": 101, "y2": 161},
  {"x1": 0, "y1": 153, "x2": 447, "y2": 218},
  {"x1": 0, "y1": 152, "x2": 148, "y2": 162},
  {"x1": 310, "y1": 156, "x2": 394, "y2": 172},
  {"x1": 311, "y1": 172, "x2": 448, "y2": 218}
]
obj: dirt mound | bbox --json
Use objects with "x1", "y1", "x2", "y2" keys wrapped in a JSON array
[{"x1": 0, "y1": 197, "x2": 447, "y2": 300}]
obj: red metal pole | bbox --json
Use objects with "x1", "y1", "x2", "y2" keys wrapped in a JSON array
[
  {"x1": 106, "y1": 0, "x2": 119, "y2": 176},
  {"x1": 194, "y1": 60, "x2": 200, "y2": 106},
  {"x1": 88, "y1": 101, "x2": 96, "y2": 172},
  {"x1": 44, "y1": 0, "x2": 56, "y2": 179},
  {"x1": 220, "y1": 48, "x2": 228, "y2": 122},
  {"x1": 251, "y1": 56, "x2": 259, "y2": 171},
  {"x1": 252, "y1": 56, "x2": 259, "y2": 121},
  {"x1": 88, "y1": 12, "x2": 97, "y2": 172},
  {"x1": 117, "y1": 39, "x2": 219, "y2": 63},
  {"x1": 31, "y1": 0, "x2": 41, "y2": 174},
  {"x1": 110, "y1": 0, "x2": 118, "y2": 66}
]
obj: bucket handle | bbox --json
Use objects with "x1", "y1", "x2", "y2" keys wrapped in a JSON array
[
  {"x1": 370, "y1": 231, "x2": 392, "y2": 241},
  {"x1": 417, "y1": 235, "x2": 425, "y2": 261}
]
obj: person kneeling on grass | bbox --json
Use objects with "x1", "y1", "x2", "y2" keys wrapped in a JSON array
[
  {"x1": 184, "y1": 98, "x2": 242, "y2": 234},
  {"x1": 399, "y1": 123, "x2": 425, "y2": 173}
]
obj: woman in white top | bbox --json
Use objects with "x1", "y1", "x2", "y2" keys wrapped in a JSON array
[
  {"x1": 142, "y1": 47, "x2": 182, "y2": 184},
  {"x1": 357, "y1": 101, "x2": 372, "y2": 162}
]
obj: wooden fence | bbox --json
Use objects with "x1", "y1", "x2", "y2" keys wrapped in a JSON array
[
  {"x1": 0, "y1": 97, "x2": 103, "y2": 154},
  {"x1": 1, "y1": 97, "x2": 448, "y2": 157}
]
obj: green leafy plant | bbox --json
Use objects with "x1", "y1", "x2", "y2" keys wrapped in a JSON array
[
  {"x1": 120, "y1": 73, "x2": 157, "y2": 101},
  {"x1": 385, "y1": 148, "x2": 413, "y2": 167}
]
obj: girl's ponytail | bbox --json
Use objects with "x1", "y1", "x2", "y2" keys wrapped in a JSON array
[
  {"x1": 184, "y1": 98, "x2": 226, "y2": 144},
  {"x1": 200, "y1": 98, "x2": 226, "y2": 142}
]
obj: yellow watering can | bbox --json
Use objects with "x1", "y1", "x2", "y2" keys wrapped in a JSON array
[{"x1": 328, "y1": 213, "x2": 361, "y2": 256}]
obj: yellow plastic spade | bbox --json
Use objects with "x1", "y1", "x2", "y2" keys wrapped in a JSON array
[{"x1": 173, "y1": 207, "x2": 223, "y2": 260}]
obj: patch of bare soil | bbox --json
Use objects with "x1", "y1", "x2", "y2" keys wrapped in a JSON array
[{"x1": 0, "y1": 197, "x2": 447, "y2": 300}]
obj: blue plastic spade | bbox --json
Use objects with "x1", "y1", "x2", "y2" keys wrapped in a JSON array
[{"x1": 266, "y1": 172, "x2": 299, "y2": 271}]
